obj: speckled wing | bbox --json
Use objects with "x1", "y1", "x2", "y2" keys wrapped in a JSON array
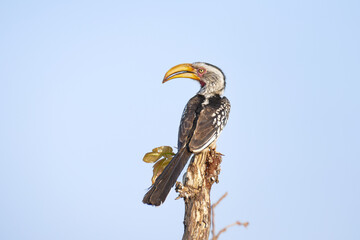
[
  {"x1": 188, "y1": 96, "x2": 230, "y2": 153},
  {"x1": 177, "y1": 95, "x2": 205, "y2": 150}
]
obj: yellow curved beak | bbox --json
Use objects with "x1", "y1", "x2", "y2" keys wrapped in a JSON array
[{"x1": 162, "y1": 63, "x2": 200, "y2": 83}]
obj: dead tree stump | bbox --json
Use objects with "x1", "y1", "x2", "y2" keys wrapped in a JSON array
[{"x1": 176, "y1": 148, "x2": 222, "y2": 240}]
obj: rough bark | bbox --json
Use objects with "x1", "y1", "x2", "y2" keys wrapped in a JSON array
[{"x1": 175, "y1": 148, "x2": 222, "y2": 240}]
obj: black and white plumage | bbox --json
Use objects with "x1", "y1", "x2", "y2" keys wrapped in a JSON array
[{"x1": 143, "y1": 62, "x2": 230, "y2": 206}]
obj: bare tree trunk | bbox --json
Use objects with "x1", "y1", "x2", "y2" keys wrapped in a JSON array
[{"x1": 176, "y1": 148, "x2": 222, "y2": 240}]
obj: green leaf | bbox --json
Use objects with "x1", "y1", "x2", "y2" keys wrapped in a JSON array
[
  {"x1": 143, "y1": 152, "x2": 162, "y2": 163},
  {"x1": 151, "y1": 158, "x2": 171, "y2": 184},
  {"x1": 143, "y1": 146, "x2": 176, "y2": 183},
  {"x1": 153, "y1": 146, "x2": 174, "y2": 155}
]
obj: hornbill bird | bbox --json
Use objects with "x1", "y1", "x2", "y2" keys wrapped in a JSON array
[{"x1": 143, "y1": 62, "x2": 230, "y2": 206}]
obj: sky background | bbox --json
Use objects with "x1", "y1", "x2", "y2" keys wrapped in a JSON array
[{"x1": 0, "y1": 0, "x2": 359, "y2": 239}]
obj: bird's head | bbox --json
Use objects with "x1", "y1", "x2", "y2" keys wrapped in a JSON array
[{"x1": 163, "y1": 62, "x2": 226, "y2": 96}]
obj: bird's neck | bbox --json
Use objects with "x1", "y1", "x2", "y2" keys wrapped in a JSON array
[
  {"x1": 198, "y1": 87, "x2": 224, "y2": 99},
  {"x1": 197, "y1": 76, "x2": 225, "y2": 97}
]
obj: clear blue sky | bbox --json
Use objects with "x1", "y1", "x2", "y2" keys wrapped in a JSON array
[{"x1": 1, "y1": 1, "x2": 359, "y2": 239}]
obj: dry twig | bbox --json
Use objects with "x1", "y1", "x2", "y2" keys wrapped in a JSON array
[{"x1": 211, "y1": 193, "x2": 249, "y2": 240}]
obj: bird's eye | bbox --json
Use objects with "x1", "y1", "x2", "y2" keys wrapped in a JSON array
[{"x1": 198, "y1": 69, "x2": 205, "y2": 74}]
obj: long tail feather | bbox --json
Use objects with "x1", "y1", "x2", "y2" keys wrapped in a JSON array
[{"x1": 142, "y1": 147, "x2": 192, "y2": 206}]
